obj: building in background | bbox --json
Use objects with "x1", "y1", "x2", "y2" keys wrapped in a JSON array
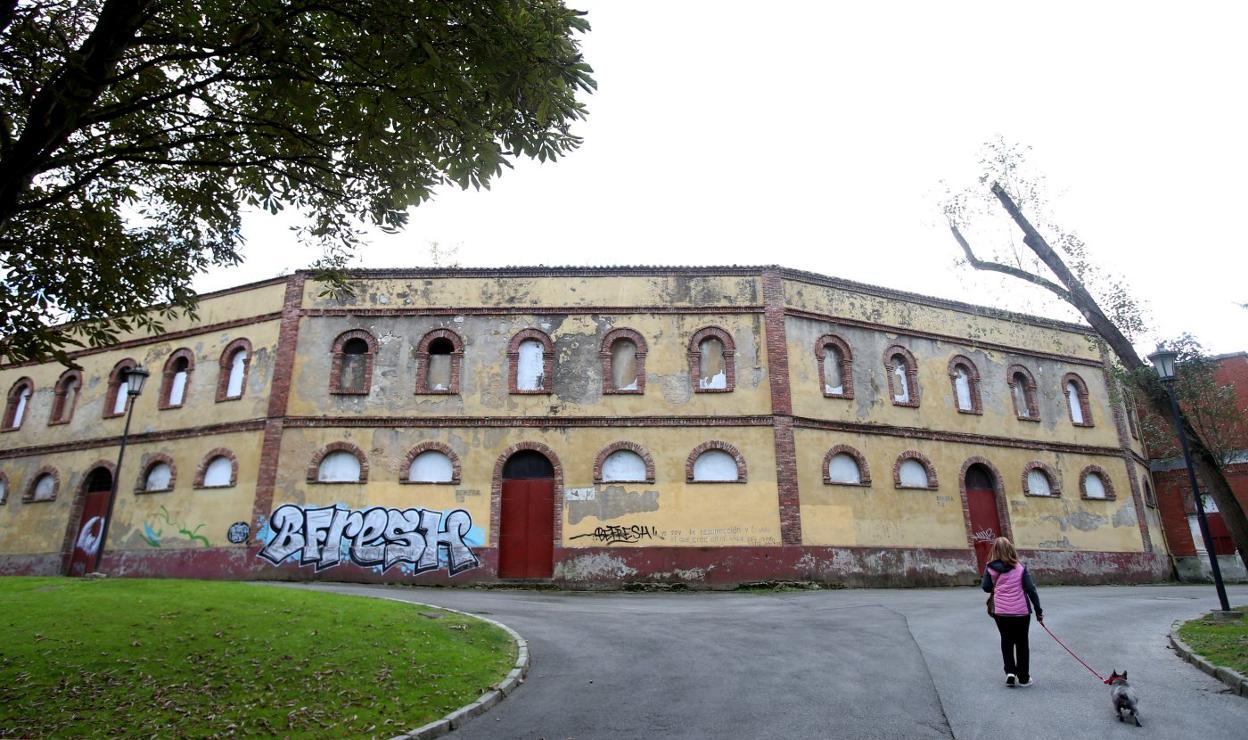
[{"x1": 0, "y1": 267, "x2": 1168, "y2": 586}]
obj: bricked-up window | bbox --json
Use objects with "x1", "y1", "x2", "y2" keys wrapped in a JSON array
[
  {"x1": 1125, "y1": 395, "x2": 1141, "y2": 440},
  {"x1": 1144, "y1": 480, "x2": 1157, "y2": 507},
  {"x1": 0, "y1": 473, "x2": 8, "y2": 504},
  {"x1": 884, "y1": 346, "x2": 919, "y2": 407},
  {"x1": 407, "y1": 450, "x2": 454, "y2": 483},
  {"x1": 689, "y1": 327, "x2": 736, "y2": 393},
  {"x1": 1063, "y1": 373, "x2": 1093, "y2": 426},
  {"x1": 328, "y1": 330, "x2": 376, "y2": 395},
  {"x1": 105, "y1": 359, "x2": 138, "y2": 417},
  {"x1": 1007, "y1": 365, "x2": 1039, "y2": 420},
  {"x1": 26, "y1": 470, "x2": 58, "y2": 502},
  {"x1": 49, "y1": 370, "x2": 82, "y2": 425},
  {"x1": 217, "y1": 339, "x2": 251, "y2": 402},
  {"x1": 826, "y1": 452, "x2": 866, "y2": 485},
  {"x1": 894, "y1": 451, "x2": 937, "y2": 490},
  {"x1": 141, "y1": 460, "x2": 174, "y2": 493},
  {"x1": 415, "y1": 330, "x2": 464, "y2": 394},
  {"x1": 602, "y1": 450, "x2": 646, "y2": 482},
  {"x1": 687, "y1": 441, "x2": 747, "y2": 483},
  {"x1": 1022, "y1": 463, "x2": 1059, "y2": 497},
  {"x1": 201, "y1": 455, "x2": 235, "y2": 488},
  {"x1": 1081, "y1": 468, "x2": 1112, "y2": 499},
  {"x1": 3, "y1": 378, "x2": 33, "y2": 430},
  {"x1": 601, "y1": 328, "x2": 647, "y2": 395},
  {"x1": 816, "y1": 335, "x2": 854, "y2": 399},
  {"x1": 508, "y1": 329, "x2": 554, "y2": 394},
  {"x1": 160, "y1": 349, "x2": 195, "y2": 409},
  {"x1": 947, "y1": 356, "x2": 981, "y2": 414},
  {"x1": 317, "y1": 451, "x2": 362, "y2": 482}
]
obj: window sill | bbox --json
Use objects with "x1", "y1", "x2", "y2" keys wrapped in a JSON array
[
  {"x1": 686, "y1": 478, "x2": 747, "y2": 484},
  {"x1": 1, "y1": 426, "x2": 20, "y2": 433},
  {"x1": 306, "y1": 479, "x2": 367, "y2": 485},
  {"x1": 399, "y1": 479, "x2": 460, "y2": 486},
  {"x1": 823, "y1": 479, "x2": 871, "y2": 487},
  {"x1": 595, "y1": 478, "x2": 656, "y2": 485},
  {"x1": 413, "y1": 390, "x2": 459, "y2": 396},
  {"x1": 891, "y1": 400, "x2": 920, "y2": 408},
  {"x1": 694, "y1": 387, "x2": 735, "y2": 394},
  {"x1": 955, "y1": 408, "x2": 983, "y2": 416},
  {"x1": 1023, "y1": 492, "x2": 1061, "y2": 498},
  {"x1": 194, "y1": 484, "x2": 236, "y2": 490},
  {"x1": 1081, "y1": 495, "x2": 1116, "y2": 502},
  {"x1": 604, "y1": 389, "x2": 645, "y2": 395},
  {"x1": 216, "y1": 395, "x2": 243, "y2": 403},
  {"x1": 46, "y1": 419, "x2": 70, "y2": 426},
  {"x1": 158, "y1": 403, "x2": 185, "y2": 411},
  {"x1": 896, "y1": 485, "x2": 938, "y2": 491},
  {"x1": 822, "y1": 392, "x2": 853, "y2": 400},
  {"x1": 21, "y1": 497, "x2": 56, "y2": 504},
  {"x1": 330, "y1": 389, "x2": 370, "y2": 396},
  {"x1": 1015, "y1": 415, "x2": 1041, "y2": 423},
  {"x1": 135, "y1": 487, "x2": 173, "y2": 495},
  {"x1": 510, "y1": 390, "x2": 553, "y2": 396}
]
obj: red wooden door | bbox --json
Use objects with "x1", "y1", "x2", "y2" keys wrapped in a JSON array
[
  {"x1": 68, "y1": 490, "x2": 111, "y2": 576},
  {"x1": 967, "y1": 486, "x2": 1002, "y2": 573},
  {"x1": 499, "y1": 478, "x2": 554, "y2": 578}
]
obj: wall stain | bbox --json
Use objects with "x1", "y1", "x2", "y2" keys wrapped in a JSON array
[{"x1": 567, "y1": 485, "x2": 660, "y2": 525}]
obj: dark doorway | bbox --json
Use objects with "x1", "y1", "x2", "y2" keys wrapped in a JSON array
[
  {"x1": 68, "y1": 467, "x2": 113, "y2": 576},
  {"x1": 965, "y1": 463, "x2": 1003, "y2": 573},
  {"x1": 498, "y1": 450, "x2": 555, "y2": 579}
]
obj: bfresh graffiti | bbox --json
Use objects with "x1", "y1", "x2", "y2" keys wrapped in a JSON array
[
  {"x1": 569, "y1": 524, "x2": 663, "y2": 545},
  {"x1": 258, "y1": 504, "x2": 480, "y2": 575}
]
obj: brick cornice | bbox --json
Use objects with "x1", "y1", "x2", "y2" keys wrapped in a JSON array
[
  {"x1": 281, "y1": 415, "x2": 775, "y2": 429},
  {"x1": 0, "y1": 419, "x2": 267, "y2": 460},
  {"x1": 302, "y1": 305, "x2": 765, "y2": 317},
  {"x1": 791, "y1": 416, "x2": 1127, "y2": 457}
]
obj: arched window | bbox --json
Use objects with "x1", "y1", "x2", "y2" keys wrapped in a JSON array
[
  {"x1": 823, "y1": 445, "x2": 870, "y2": 486},
  {"x1": 689, "y1": 327, "x2": 736, "y2": 393},
  {"x1": 508, "y1": 329, "x2": 554, "y2": 394},
  {"x1": 3, "y1": 378, "x2": 33, "y2": 430},
  {"x1": 1080, "y1": 466, "x2": 1114, "y2": 500},
  {"x1": 49, "y1": 370, "x2": 82, "y2": 425},
  {"x1": 816, "y1": 335, "x2": 854, "y2": 399},
  {"x1": 1144, "y1": 480, "x2": 1157, "y2": 508},
  {"x1": 594, "y1": 442, "x2": 656, "y2": 484},
  {"x1": 401, "y1": 443, "x2": 461, "y2": 484},
  {"x1": 0, "y1": 473, "x2": 8, "y2": 504},
  {"x1": 601, "y1": 329, "x2": 648, "y2": 394},
  {"x1": 159, "y1": 349, "x2": 195, "y2": 409},
  {"x1": 1022, "y1": 462, "x2": 1060, "y2": 497},
  {"x1": 1006, "y1": 364, "x2": 1039, "y2": 421},
  {"x1": 884, "y1": 346, "x2": 919, "y2": 407},
  {"x1": 308, "y1": 443, "x2": 368, "y2": 483},
  {"x1": 894, "y1": 451, "x2": 937, "y2": 489},
  {"x1": 196, "y1": 450, "x2": 238, "y2": 489},
  {"x1": 23, "y1": 468, "x2": 59, "y2": 502},
  {"x1": 105, "y1": 359, "x2": 138, "y2": 418},
  {"x1": 415, "y1": 330, "x2": 464, "y2": 394},
  {"x1": 217, "y1": 339, "x2": 251, "y2": 401},
  {"x1": 1063, "y1": 373, "x2": 1093, "y2": 426},
  {"x1": 686, "y1": 441, "x2": 747, "y2": 483},
  {"x1": 137, "y1": 456, "x2": 175, "y2": 493},
  {"x1": 330, "y1": 330, "x2": 377, "y2": 395},
  {"x1": 948, "y1": 355, "x2": 981, "y2": 414}
]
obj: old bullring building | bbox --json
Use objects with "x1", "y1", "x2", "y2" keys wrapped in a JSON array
[{"x1": 0, "y1": 266, "x2": 1169, "y2": 586}]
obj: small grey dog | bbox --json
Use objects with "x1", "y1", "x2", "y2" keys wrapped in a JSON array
[{"x1": 1107, "y1": 670, "x2": 1141, "y2": 727}]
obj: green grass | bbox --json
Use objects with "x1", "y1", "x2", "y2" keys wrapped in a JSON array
[
  {"x1": 0, "y1": 578, "x2": 515, "y2": 738},
  {"x1": 1178, "y1": 605, "x2": 1248, "y2": 676}
]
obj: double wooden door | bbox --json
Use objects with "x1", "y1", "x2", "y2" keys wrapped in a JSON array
[{"x1": 498, "y1": 478, "x2": 554, "y2": 579}]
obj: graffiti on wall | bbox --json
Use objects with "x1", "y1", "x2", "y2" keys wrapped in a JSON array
[
  {"x1": 569, "y1": 524, "x2": 663, "y2": 545},
  {"x1": 258, "y1": 504, "x2": 480, "y2": 575},
  {"x1": 227, "y1": 522, "x2": 250, "y2": 544},
  {"x1": 142, "y1": 506, "x2": 210, "y2": 548}
]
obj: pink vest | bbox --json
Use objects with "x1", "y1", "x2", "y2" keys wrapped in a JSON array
[{"x1": 989, "y1": 563, "x2": 1028, "y2": 616}]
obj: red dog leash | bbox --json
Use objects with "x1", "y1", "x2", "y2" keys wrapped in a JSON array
[{"x1": 1040, "y1": 620, "x2": 1112, "y2": 684}]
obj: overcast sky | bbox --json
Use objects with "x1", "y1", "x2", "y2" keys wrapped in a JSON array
[{"x1": 197, "y1": 1, "x2": 1246, "y2": 355}]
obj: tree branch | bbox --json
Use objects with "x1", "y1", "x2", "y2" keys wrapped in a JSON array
[{"x1": 949, "y1": 222, "x2": 1072, "y2": 301}]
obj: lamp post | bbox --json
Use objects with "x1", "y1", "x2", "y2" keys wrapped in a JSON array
[
  {"x1": 92, "y1": 366, "x2": 149, "y2": 573},
  {"x1": 1147, "y1": 348, "x2": 1232, "y2": 612}
]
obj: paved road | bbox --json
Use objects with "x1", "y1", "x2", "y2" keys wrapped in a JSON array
[{"x1": 301, "y1": 583, "x2": 1248, "y2": 739}]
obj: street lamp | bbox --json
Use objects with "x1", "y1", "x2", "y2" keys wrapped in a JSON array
[
  {"x1": 92, "y1": 366, "x2": 150, "y2": 573},
  {"x1": 1147, "y1": 348, "x2": 1232, "y2": 612}
]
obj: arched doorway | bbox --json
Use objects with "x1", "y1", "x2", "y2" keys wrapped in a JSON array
[
  {"x1": 68, "y1": 467, "x2": 114, "y2": 576},
  {"x1": 498, "y1": 450, "x2": 555, "y2": 579},
  {"x1": 965, "y1": 463, "x2": 1003, "y2": 572}
]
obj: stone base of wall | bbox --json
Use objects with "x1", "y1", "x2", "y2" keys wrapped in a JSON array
[
  {"x1": 1173, "y1": 554, "x2": 1248, "y2": 584},
  {"x1": 0, "y1": 545, "x2": 1175, "y2": 588}
]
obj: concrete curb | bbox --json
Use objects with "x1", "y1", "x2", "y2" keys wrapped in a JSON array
[
  {"x1": 362, "y1": 596, "x2": 530, "y2": 740},
  {"x1": 1168, "y1": 619, "x2": 1248, "y2": 699}
]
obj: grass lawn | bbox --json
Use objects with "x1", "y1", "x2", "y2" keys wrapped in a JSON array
[
  {"x1": 0, "y1": 578, "x2": 515, "y2": 737},
  {"x1": 1177, "y1": 605, "x2": 1248, "y2": 676}
]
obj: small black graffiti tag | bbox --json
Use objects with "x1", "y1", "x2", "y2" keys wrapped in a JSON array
[
  {"x1": 258, "y1": 504, "x2": 480, "y2": 575},
  {"x1": 227, "y1": 522, "x2": 250, "y2": 544},
  {"x1": 569, "y1": 524, "x2": 662, "y2": 545}
]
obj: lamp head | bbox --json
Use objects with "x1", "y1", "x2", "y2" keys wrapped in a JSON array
[
  {"x1": 125, "y1": 366, "x2": 150, "y2": 396},
  {"x1": 1147, "y1": 348, "x2": 1179, "y2": 382}
]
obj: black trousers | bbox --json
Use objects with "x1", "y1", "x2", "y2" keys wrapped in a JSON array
[{"x1": 993, "y1": 614, "x2": 1031, "y2": 680}]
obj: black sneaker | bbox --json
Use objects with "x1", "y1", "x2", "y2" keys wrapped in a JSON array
[
  {"x1": 1018, "y1": 678, "x2": 1033, "y2": 687},
  {"x1": 1006, "y1": 674, "x2": 1017, "y2": 687}
]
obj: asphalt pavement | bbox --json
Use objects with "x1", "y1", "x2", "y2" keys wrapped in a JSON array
[{"x1": 299, "y1": 582, "x2": 1248, "y2": 740}]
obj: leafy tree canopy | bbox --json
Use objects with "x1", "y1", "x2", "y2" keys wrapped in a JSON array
[{"x1": 0, "y1": 0, "x2": 595, "y2": 364}]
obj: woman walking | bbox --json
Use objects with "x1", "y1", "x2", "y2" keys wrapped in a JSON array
[{"x1": 982, "y1": 536, "x2": 1043, "y2": 687}]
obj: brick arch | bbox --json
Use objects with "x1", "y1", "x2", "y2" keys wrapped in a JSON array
[
  {"x1": 195, "y1": 448, "x2": 239, "y2": 488},
  {"x1": 306, "y1": 441, "x2": 369, "y2": 483},
  {"x1": 686, "y1": 440, "x2": 748, "y2": 483},
  {"x1": 815, "y1": 334, "x2": 854, "y2": 399},
  {"x1": 104, "y1": 359, "x2": 138, "y2": 418},
  {"x1": 134, "y1": 452, "x2": 176, "y2": 494},
  {"x1": 57, "y1": 461, "x2": 117, "y2": 575},
  {"x1": 883, "y1": 345, "x2": 920, "y2": 408},
  {"x1": 947, "y1": 354, "x2": 983, "y2": 415},
  {"x1": 1079, "y1": 464, "x2": 1117, "y2": 500},
  {"x1": 594, "y1": 441, "x2": 656, "y2": 484},
  {"x1": 217, "y1": 338, "x2": 252, "y2": 401},
  {"x1": 23, "y1": 465, "x2": 61, "y2": 502},
  {"x1": 508, "y1": 329, "x2": 554, "y2": 394},
  {"x1": 3, "y1": 376, "x2": 34, "y2": 429},
  {"x1": 159, "y1": 348, "x2": 196, "y2": 410},
  {"x1": 688, "y1": 326, "x2": 736, "y2": 393},
  {"x1": 822, "y1": 444, "x2": 871, "y2": 486},
  {"x1": 893, "y1": 450, "x2": 937, "y2": 489},
  {"x1": 956, "y1": 456, "x2": 1013, "y2": 545},
  {"x1": 329, "y1": 329, "x2": 377, "y2": 395},
  {"x1": 415, "y1": 328, "x2": 465, "y2": 394},
  {"x1": 600, "y1": 328, "x2": 648, "y2": 395},
  {"x1": 49, "y1": 369, "x2": 83, "y2": 425},
  {"x1": 1061, "y1": 372, "x2": 1094, "y2": 427},
  {"x1": 490, "y1": 442, "x2": 565, "y2": 550},
  {"x1": 1006, "y1": 363, "x2": 1040, "y2": 421},
  {"x1": 1021, "y1": 461, "x2": 1062, "y2": 497},
  {"x1": 400, "y1": 441, "x2": 462, "y2": 484}
]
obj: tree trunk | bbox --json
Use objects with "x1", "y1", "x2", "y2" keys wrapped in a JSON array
[{"x1": 989, "y1": 183, "x2": 1248, "y2": 571}]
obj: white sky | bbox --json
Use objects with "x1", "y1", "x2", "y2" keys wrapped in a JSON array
[{"x1": 197, "y1": 1, "x2": 1247, "y2": 355}]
